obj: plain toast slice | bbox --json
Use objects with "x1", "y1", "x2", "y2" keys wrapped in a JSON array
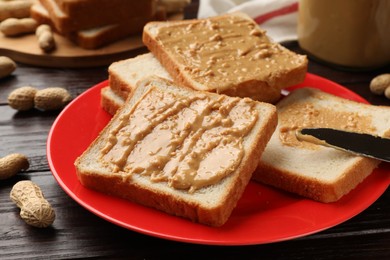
[
  {"x1": 76, "y1": 76, "x2": 277, "y2": 226},
  {"x1": 108, "y1": 53, "x2": 172, "y2": 100},
  {"x1": 39, "y1": 0, "x2": 156, "y2": 34},
  {"x1": 254, "y1": 88, "x2": 390, "y2": 202}
]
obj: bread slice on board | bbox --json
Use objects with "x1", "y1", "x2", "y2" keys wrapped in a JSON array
[
  {"x1": 71, "y1": 18, "x2": 148, "y2": 50},
  {"x1": 39, "y1": 0, "x2": 156, "y2": 34},
  {"x1": 75, "y1": 76, "x2": 278, "y2": 226},
  {"x1": 31, "y1": 2, "x2": 53, "y2": 26},
  {"x1": 254, "y1": 87, "x2": 389, "y2": 202},
  {"x1": 108, "y1": 53, "x2": 172, "y2": 100},
  {"x1": 31, "y1": 2, "x2": 152, "y2": 49},
  {"x1": 32, "y1": 2, "x2": 161, "y2": 49},
  {"x1": 52, "y1": 0, "x2": 155, "y2": 18},
  {"x1": 143, "y1": 12, "x2": 308, "y2": 103}
]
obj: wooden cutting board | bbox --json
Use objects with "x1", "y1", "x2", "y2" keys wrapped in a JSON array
[
  {"x1": 0, "y1": 32, "x2": 147, "y2": 68},
  {"x1": 0, "y1": 14, "x2": 183, "y2": 68}
]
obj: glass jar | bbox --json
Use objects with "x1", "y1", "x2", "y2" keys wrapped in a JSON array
[{"x1": 298, "y1": 0, "x2": 390, "y2": 70}]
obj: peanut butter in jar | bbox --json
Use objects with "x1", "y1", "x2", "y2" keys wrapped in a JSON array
[{"x1": 298, "y1": 0, "x2": 390, "y2": 70}]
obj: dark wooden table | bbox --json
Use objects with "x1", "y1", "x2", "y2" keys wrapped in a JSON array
[{"x1": 1, "y1": 2, "x2": 390, "y2": 259}]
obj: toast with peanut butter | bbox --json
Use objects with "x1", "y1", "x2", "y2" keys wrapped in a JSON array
[
  {"x1": 142, "y1": 12, "x2": 308, "y2": 103},
  {"x1": 254, "y1": 88, "x2": 390, "y2": 202},
  {"x1": 75, "y1": 76, "x2": 277, "y2": 226}
]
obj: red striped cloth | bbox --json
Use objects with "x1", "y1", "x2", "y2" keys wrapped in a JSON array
[
  {"x1": 254, "y1": 2, "x2": 298, "y2": 24},
  {"x1": 198, "y1": 0, "x2": 298, "y2": 42}
]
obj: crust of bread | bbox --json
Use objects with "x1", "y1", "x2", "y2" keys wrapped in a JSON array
[
  {"x1": 72, "y1": 7, "x2": 166, "y2": 49},
  {"x1": 71, "y1": 17, "x2": 146, "y2": 49},
  {"x1": 253, "y1": 87, "x2": 388, "y2": 202},
  {"x1": 100, "y1": 86, "x2": 123, "y2": 116},
  {"x1": 256, "y1": 156, "x2": 379, "y2": 202},
  {"x1": 142, "y1": 12, "x2": 308, "y2": 103},
  {"x1": 76, "y1": 76, "x2": 277, "y2": 226}
]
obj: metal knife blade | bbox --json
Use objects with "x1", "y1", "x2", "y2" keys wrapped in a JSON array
[{"x1": 296, "y1": 128, "x2": 390, "y2": 163}]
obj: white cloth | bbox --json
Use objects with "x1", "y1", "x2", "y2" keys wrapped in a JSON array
[{"x1": 198, "y1": 0, "x2": 298, "y2": 43}]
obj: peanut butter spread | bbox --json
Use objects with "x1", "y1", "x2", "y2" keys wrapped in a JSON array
[
  {"x1": 100, "y1": 87, "x2": 259, "y2": 193},
  {"x1": 155, "y1": 15, "x2": 305, "y2": 92},
  {"x1": 279, "y1": 94, "x2": 376, "y2": 149}
]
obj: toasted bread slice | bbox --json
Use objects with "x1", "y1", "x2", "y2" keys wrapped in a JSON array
[
  {"x1": 31, "y1": 2, "x2": 53, "y2": 26},
  {"x1": 39, "y1": 0, "x2": 156, "y2": 34},
  {"x1": 101, "y1": 86, "x2": 124, "y2": 116},
  {"x1": 73, "y1": 6, "x2": 167, "y2": 49},
  {"x1": 143, "y1": 12, "x2": 308, "y2": 103},
  {"x1": 71, "y1": 19, "x2": 147, "y2": 50},
  {"x1": 76, "y1": 76, "x2": 277, "y2": 226},
  {"x1": 108, "y1": 53, "x2": 172, "y2": 100},
  {"x1": 253, "y1": 88, "x2": 389, "y2": 202},
  {"x1": 32, "y1": 2, "x2": 161, "y2": 49}
]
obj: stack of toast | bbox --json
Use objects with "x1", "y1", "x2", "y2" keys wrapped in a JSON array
[
  {"x1": 75, "y1": 12, "x2": 389, "y2": 226},
  {"x1": 102, "y1": 12, "x2": 308, "y2": 115},
  {"x1": 30, "y1": 0, "x2": 160, "y2": 49}
]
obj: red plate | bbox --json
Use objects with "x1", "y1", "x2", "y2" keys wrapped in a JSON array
[{"x1": 47, "y1": 73, "x2": 390, "y2": 245}]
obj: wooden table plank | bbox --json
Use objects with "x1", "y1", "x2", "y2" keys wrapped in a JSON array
[{"x1": 1, "y1": 1, "x2": 390, "y2": 258}]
